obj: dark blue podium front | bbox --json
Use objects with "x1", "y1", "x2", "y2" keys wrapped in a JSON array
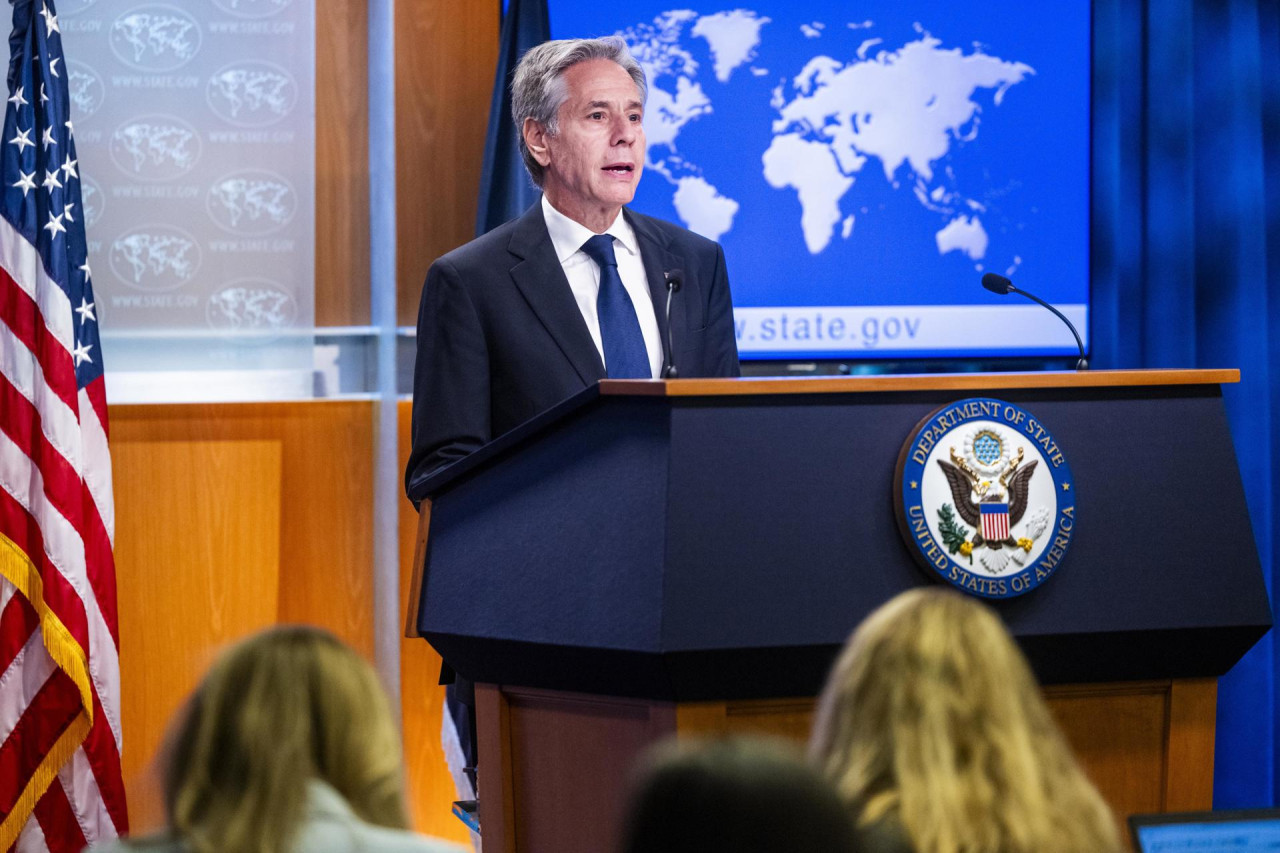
[{"x1": 411, "y1": 370, "x2": 1271, "y2": 702}]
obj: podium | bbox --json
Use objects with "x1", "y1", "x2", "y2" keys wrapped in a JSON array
[{"x1": 408, "y1": 370, "x2": 1271, "y2": 853}]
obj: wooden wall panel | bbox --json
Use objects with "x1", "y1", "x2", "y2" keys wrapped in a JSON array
[
  {"x1": 674, "y1": 680, "x2": 1215, "y2": 831},
  {"x1": 1164, "y1": 679, "x2": 1217, "y2": 812},
  {"x1": 316, "y1": 0, "x2": 371, "y2": 326},
  {"x1": 398, "y1": 401, "x2": 471, "y2": 844},
  {"x1": 1048, "y1": 684, "x2": 1171, "y2": 819},
  {"x1": 109, "y1": 402, "x2": 376, "y2": 832},
  {"x1": 395, "y1": 1, "x2": 500, "y2": 324},
  {"x1": 113, "y1": 438, "x2": 283, "y2": 832}
]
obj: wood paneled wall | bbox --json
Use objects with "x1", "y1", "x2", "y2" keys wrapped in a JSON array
[
  {"x1": 109, "y1": 0, "x2": 505, "y2": 844},
  {"x1": 316, "y1": 0, "x2": 500, "y2": 326},
  {"x1": 111, "y1": 0, "x2": 501, "y2": 843},
  {"x1": 316, "y1": 1, "x2": 371, "y2": 326},
  {"x1": 111, "y1": 403, "x2": 372, "y2": 831},
  {"x1": 673, "y1": 681, "x2": 1216, "y2": 840},
  {"x1": 110, "y1": 402, "x2": 466, "y2": 844},
  {"x1": 394, "y1": 2, "x2": 500, "y2": 324}
]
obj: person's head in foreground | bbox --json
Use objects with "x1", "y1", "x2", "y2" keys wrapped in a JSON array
[
  {"x1": 513, "y1": 36, "x2": 648, "y2": 232},
  {"x1": 619, "y1": 736, "x2": 860, "y2": 853},
  {"x1": 809, "y1": 587, "x2": 1121, "y2": 853},
  {"x1": 160, "y1": 625, "x2": 424, "y2": 853}
]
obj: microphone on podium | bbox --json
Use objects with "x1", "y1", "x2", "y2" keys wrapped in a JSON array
[
  {"x1": 981, "y1": 273, "x2": 1088, "y2": 370},
  {"x1": 662, "y1": 269, "x2": 683, "y2": 379}
]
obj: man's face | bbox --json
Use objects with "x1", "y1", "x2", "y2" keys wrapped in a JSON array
[{"x1": 526, "y1": 58, "x2": 646, "y2": 230}]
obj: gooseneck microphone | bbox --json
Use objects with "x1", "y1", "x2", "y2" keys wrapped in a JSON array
[
  {"x1": 662, "y1": 269, "x2": 683, "y2": 379},
  {"x1": 981, "y1": 273, "x2": 1088, "y2": 370}
]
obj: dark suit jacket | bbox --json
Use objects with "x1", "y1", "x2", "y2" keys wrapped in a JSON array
[{"x1": 405, "y1": 202, "x2": 740, "y2": 501}]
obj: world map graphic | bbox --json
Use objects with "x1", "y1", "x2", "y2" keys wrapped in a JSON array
[{"x1": 553, "y1": 2, "x2": 1091, "y2": 357}]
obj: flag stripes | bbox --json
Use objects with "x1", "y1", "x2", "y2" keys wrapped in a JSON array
[
  {"x1": 0, "y1": 0, "x2": 126, "y2": 848},
  {"x1": 980, "y1": 503, "x2": 1010, "y2": 541}
]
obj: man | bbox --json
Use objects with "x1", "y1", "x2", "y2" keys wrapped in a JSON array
[{"x1": 405, "y1": 36, "x2": 740, "y2": 501}]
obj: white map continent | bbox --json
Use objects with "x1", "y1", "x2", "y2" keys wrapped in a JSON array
[
  {"x1": 691, "y1": 10, "x2": 771, "y2": 82},
  {"x1": 645, "y1": 76, "x2": 712, "y2": 149},
  {"x1": 622, "y1": 11, "x2": 1030, "y2": 263},
  {"x1": 627, "y1": 11, "x2": 744, "y2": 241},
  {"x1": 762, "y1": 133, "x2": 853, "y2": 253},
  {"x1": 935, "y1": 214, "x2": 989, "y2": 260},
  {"x1": 673, "y1": 176, "x2": 739, "y2": 241},
  {"x1": 627, "y1": 12, "x2": 713, "y2": 152},
  {"x1": 768, "y1": 30, "x2": 1032, "y2": 256},
  {"x1": 773, "y1": 34, "x2": 1033, "y2": 183}
]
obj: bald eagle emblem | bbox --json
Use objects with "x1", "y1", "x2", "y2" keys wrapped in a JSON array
[
  {"x1": 895, "y1": 398, "x2": 1075, "y2": 598},
  {"x1": 938, "y1": 443, "x2": 1035, "y2": 550},
  {"x1": 935, "y1": 430, "x2": 1053, "y2": 575}
]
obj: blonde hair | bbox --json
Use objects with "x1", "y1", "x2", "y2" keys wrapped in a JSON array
[
  {"x1": 809, "y1": 588, "x2": 1121, "y2": 853},
  {"x1": 163, "y1": 626, "x2": 408, "y2": 853}
]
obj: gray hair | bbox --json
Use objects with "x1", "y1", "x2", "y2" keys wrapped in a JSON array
[{"x1": 511, "y1": 37, "x2": 648, "y2": 187}]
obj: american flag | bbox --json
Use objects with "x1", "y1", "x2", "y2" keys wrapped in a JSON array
[
  {"x1": 0, "y1": 0, "x2": 127, "y2": 850},
  {"x1": 980, "y1": 502, "x2": 1010, "y2": 542}
]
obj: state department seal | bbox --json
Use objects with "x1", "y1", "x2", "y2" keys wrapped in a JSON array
[{"x1": 894, "y1": 398, "x2": 1076, "y2": 599}]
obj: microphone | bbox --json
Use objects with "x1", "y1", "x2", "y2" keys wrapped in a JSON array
[
  {"x1": 981, "y1": 273, "x2": 1088, "y2": 370},
  {"x1": 662, "y1": 269, "x2": 683, "y2": 379}
]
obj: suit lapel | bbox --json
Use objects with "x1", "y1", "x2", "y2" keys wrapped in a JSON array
[
  {"x1": 626, "y1": 209, "x2": 679, "y2": 358},
  {"x1": 507, "y1": 204, "x2": 605, "y2": 384}
]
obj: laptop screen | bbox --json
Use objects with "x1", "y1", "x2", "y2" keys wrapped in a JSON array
[{"x1": 1130, "y1": 810, "x2": 1280, "y2": 852}]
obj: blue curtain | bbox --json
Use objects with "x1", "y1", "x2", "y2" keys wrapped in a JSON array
[
  {"x1": 475, "y1": 0, "x2": 551, "y2": 235},
  {"x1": 1093, "y1": 0, "x2": 1280, "y2": 806}
]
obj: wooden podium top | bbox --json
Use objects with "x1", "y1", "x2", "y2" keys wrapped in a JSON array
[{"x1": 600, "y1": 368, "x2": 1239, "y2": 397}]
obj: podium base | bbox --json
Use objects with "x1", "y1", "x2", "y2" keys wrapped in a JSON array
[{"x1": 473, "y1": 678, "x2": 1215, "y2": 853}]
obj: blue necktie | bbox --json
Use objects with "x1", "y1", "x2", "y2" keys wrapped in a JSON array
[{"x1": 581, "y1": 234, "x2": 650, "y2": 378}]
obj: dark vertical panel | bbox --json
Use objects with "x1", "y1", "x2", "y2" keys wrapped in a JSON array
[
  {"x1": 396, "y1": 1, "x2": 501, "y2": 325},
  {"x1": 316, "y1": 0, "x2": 372, "y2": 326}
]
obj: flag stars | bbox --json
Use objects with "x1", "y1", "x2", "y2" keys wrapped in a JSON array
[
  {"x1": 8, "y1": 86, "x2": 26, "y2": 107},
  {"x1": 72, "y1": 340, "x2": 92, "y2": 367},
  {"x1": 60, "y1": 155, "x2": 76, "y2": 180},
  {"x1": 11, "y1": 170, "x2": 35, "y2": 196},
  {"x1": 41, "y1": 168, "x2": 61, "y2": 191},
  {"x1": 49, "y1": 58, "x2": 60, "y2": 79},
  {"x1": 1062, "y1": 482, "x2": 1071, "y2": 492},
  {"x1": 79, "y1": 260, "x2": 91, "y2": 282},
  {"x1": 43, "y1": 210, "x2": 65, "y2": 238},
  {"x1": 40, "y1": 4, "x2": 59, "y2": 36},
  {"x1": 64, "y1": 119, "x2": 73, "y2": 136},
  {"x1": 63, "y1": 201, "x2": 74, "y2": 222},
  {"x1": 40, "y1": 84, "x2": 47, "y2": 104},
  {"x1": 41, "y1": 126, "x2": 55, "y2": 150},
  {"x1": 9, "y1": 127, "x2": 33, "y2": 152},
  {"x1": 75, "y1": 297, "x2": 95, "y2": 325}
]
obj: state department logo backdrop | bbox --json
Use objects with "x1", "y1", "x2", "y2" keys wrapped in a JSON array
[{"x1": 894, "y1": 398, "x2": 1076, "y2": 599}]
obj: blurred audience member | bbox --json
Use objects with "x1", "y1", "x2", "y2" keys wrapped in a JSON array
[
  {"x1": 619, "y1": 736, "x2": 860, "y2": 853},
  {"x1": 809, "y1": 588, "x2": 1121, "y2": 853},
  {"x1": 95, "y1": 625, "x2": 463, "y2": 853}
]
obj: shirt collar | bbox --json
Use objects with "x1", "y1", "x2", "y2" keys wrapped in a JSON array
[
  {"x1": 305, "y1": 779, "x2": 356, "y2": 820},
  {"x1": 541, "y1": 195, "x2": 639, "y2": 264}
]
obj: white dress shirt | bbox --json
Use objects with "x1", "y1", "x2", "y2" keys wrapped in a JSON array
[{"x1": 541, "y1": 195, "x2": 663, "y2": 379}]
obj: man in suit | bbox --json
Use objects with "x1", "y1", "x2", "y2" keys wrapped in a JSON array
[
  {"x1": 405, "y1": 36, "x2": 740, "y2": 502},
  {"x1": 404, "y1": 37, "x2": 741, "y2": 806}
]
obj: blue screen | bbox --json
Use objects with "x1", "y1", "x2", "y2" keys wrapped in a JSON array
[
  {"x1": 549, "y1": 1, "x2": 1091, "y2": 359},
  {"x1": 1136, "y1": 818, "x2": 1280, "y2": 852}
]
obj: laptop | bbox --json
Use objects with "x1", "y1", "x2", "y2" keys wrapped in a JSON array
[{"x1": 1130, "y1": 809, "x2": 1280, "y2": 852}]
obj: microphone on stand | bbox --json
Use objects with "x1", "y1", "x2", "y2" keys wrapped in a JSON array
[
  {"x1": 662, "y1": 269, "x2": 683, "y2": 379},
  {"x1": 981, "y1": 273, "x2": 1088, "y2": 370}
]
